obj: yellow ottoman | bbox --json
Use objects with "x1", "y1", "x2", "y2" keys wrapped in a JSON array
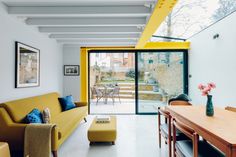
[
  {"x1": 88, "y1": 116, "x2": 117, "y2": 145},
  {"x1": 0, "y1": 142, "x2": 10, "y2": 157}
]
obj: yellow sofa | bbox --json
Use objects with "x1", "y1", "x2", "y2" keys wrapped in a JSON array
[{"x1": 0, "y1": 92, "x2": 88, "y2": 156}]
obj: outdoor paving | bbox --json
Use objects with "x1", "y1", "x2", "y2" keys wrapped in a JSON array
[{"x1": 90, "y1": 99, "x2": 167, "y2": 114}]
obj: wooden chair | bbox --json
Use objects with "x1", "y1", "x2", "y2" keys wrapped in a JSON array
[
  {"x1": 158, "y1": 100, "x2": 192, "y2": 157},
  {"x1": 169, "y1": 100, "x2": 192, "y2": 106},
  {"x1": 225, "y1": 106, "x2": 236, "y2": 112},
  {"x1": 158, "y1": 108, "x2": 172, "y2": 157},
  {"x1": 173, "y1": 119, "x2": 224, "y2": 157}
]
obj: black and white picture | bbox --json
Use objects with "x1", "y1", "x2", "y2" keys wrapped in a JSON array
[{"x1": 64, "y1": 65, "x2": 80, "y2": 76}]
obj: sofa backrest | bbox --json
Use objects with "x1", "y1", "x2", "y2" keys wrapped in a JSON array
[{"x1": 0, "y1": 92, "x2": 62, "y2": 123}]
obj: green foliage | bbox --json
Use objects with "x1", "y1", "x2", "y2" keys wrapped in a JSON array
[
  {"x1": 126, "y1": 69, "x2": 135, "y2": 79},
  {"x1": 93, "y1": 65, "x2": 100, "y2": 71},
  {"x1": 107, "y1": 70, "x2": 113, "y2": 77}
]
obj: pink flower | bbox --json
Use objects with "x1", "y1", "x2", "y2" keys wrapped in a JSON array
[
  {"x1": 202, "y1": 91, "x2": 208, "y2": 96},
  {"x1": 203, "y1": 86, "x2": 211, "y2": 92},
  {"x1": 198, "y1": 84, "x2": 205, "y2": 90},
  {"x1": 198, "y1": 82, "x2": 216, "y2": 97},
  {"x1": 208, "y1": 82, "x2": 216, "y2": 89}
]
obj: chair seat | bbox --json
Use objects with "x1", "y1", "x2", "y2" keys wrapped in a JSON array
[
  {"x1": 160, "y1": 123, "x2": 188, "y2": 140},
  {"x1": 176, "y1": 140, "x2": 224, "y2": 157}
]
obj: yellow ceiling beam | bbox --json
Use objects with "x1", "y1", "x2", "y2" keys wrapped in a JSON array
[
  {"x1": 136, "y1": 0, "x2": 178, "y2": 48},
  {"x1": 143, "y1": 42, "x2": 190, "y2": 50}
]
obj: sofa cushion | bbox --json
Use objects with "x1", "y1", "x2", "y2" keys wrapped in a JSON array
[
  {"x1": 25, "y1": 109, "x2": 43, "y2": 123},
  {"x1": 58, "y1": 95, "x2": 76, "y2": 111},
  {"x1": 0, "y1": 93, "x2": 62, "y2": 123},
  {"x1": 51, "y1": 106, "x2": 87, "y2": 138},
  {"x1": 42, "y1": 108, "x2": 51, "y2": 124}
]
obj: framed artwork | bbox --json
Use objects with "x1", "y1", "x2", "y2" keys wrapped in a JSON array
[
  {"x1": 15, "y1": 42, "x2": 40, "y2": 88},
  {"x1": 64, "y1": 65, "x2": 80, "y2": 76}
]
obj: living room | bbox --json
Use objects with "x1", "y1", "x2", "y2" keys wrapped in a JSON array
[{"x1": 0, "y1": 0, "x2": 236, "y2": 157}]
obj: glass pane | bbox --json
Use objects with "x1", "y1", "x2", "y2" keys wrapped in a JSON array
[
  {"x1": 89, "y1": 52, "x2": 135, "y2": 114},
  {"x1": 151, "y1": 0, "x2": 236, "y2": 41},
  {"x1": 137, "y1": 52, "x2": 184, "y2": 113}
]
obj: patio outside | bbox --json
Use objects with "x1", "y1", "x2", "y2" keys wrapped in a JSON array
[{"x1": 89, "y1": 52, "x2": 184, "y2": 114}]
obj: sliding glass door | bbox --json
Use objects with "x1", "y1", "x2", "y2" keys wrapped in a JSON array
[
  {"x1": 88, "y1": 50, "x2": 188, "y2": 114},
  {"x1": 89, "y1": 52, "x2": 136, "y2": 114},
  {"x1": 137, "y1": 51, "x2": 187, "y2": 114}
]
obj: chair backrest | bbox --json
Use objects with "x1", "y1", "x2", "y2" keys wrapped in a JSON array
[
  {"x1": 173, "y1": 119, "x2": 195, "y2": 140},
  {"x1": 225, "y1": 106, "x2": 236, "y2": 112},
  {"x1": 94, "y1": 87, "x2": 103, "y2": 96},
  {"x1": 169, "y1": 100, "x2": 192, "y2": 106},
  {"x1": 173, "y1": 119, "x2": 199, "y2": 157},
  {"x1": 158, "y1": 107, "x2": 170, "y2": 119},
  {"x1": 113, "y1": 87, "x2": 120, "y2": 95}
]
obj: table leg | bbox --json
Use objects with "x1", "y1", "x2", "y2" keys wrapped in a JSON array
[{"x1": 104, "y1": 96, "x2": 107, "y2": 104}]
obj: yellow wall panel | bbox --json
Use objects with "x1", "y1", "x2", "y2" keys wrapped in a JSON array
[{"x1": 80, "y1": 47, "x2": 88, "y2": 102}]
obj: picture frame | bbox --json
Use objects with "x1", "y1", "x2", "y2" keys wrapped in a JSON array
[
  {"x1": 15, "y1": 42, "x2": 40, "y2": 88},
  {"x1": 64, "y1": 65, "x2": 80, "y2": 76}
]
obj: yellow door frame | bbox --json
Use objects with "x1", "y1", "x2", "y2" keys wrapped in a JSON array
[{"x1": 80, "y1": 42, "x2": 190, "y2": 103}]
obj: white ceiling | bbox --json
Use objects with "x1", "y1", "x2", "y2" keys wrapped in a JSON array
[{"x1": 2, "y1": 0, "x2": 158, "y2": 46}]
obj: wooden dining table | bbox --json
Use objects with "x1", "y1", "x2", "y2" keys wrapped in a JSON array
[{"x1": 165, "y1": 105, "x2": 236, "y2": 157}]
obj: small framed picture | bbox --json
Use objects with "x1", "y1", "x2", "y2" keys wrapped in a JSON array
[
  {"x1": 64, "y1": 65, "x2": 80, "y2": 76},
  {"x1": 15, "y1": 42, "x2": 40, "y2": 88}
]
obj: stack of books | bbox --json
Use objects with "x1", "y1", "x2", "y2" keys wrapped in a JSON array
[{"x1": 96, "y1": 116, "x2": 111, "y2": 123}]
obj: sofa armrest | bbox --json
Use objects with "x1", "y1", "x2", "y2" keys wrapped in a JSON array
[
  {"x1": 75, "y1": 102, "x2": 88, "y2": 107},
  {"x1": 0, "y1": 108, "x2": 27, "y2": 150},
  {"x1": 0, "y1": 108, "x2": 60, "y2": 151}
]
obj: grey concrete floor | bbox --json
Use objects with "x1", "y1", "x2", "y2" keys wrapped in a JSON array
[{"x1": 58, "y1": 115, "x2": 168, "y2": 157}]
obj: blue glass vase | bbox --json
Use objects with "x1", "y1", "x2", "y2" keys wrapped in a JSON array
[{"x1": 206, "y1": 95, "x2": 214, "y2": 116}]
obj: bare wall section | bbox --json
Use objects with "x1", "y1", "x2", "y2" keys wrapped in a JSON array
[
  {"x1": 0, "y1": 3, "x2": 63, "y2": 102},
  {"x1": 63, "y1": 45, "x2": 81, "y2": 101},
  {"x1": 189, "y1": 11, "x2": 236, "y2": 107}
]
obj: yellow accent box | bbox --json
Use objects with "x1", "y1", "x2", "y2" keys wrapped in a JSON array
[{"x1": 88, "y1": 116, "x2": 117, "y2": 144}]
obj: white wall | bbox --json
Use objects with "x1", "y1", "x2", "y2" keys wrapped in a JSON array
[
  {"x1": 0, "y1": 3, "x2": 63, "y2": 102},
  {"x1": 63, "y1": 45, "x2": 81, "y2": 101},
  {"x1": 189, "y1": 11, "x2": 236, "y2": 108}
]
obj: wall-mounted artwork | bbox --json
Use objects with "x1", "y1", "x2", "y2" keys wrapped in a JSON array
[
  {"x1": 15, "y1": 42, "x2": 40, "y2": 88},
  {"x1": 64, "y1": 65, "x2": 80, "y2": 76}
]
